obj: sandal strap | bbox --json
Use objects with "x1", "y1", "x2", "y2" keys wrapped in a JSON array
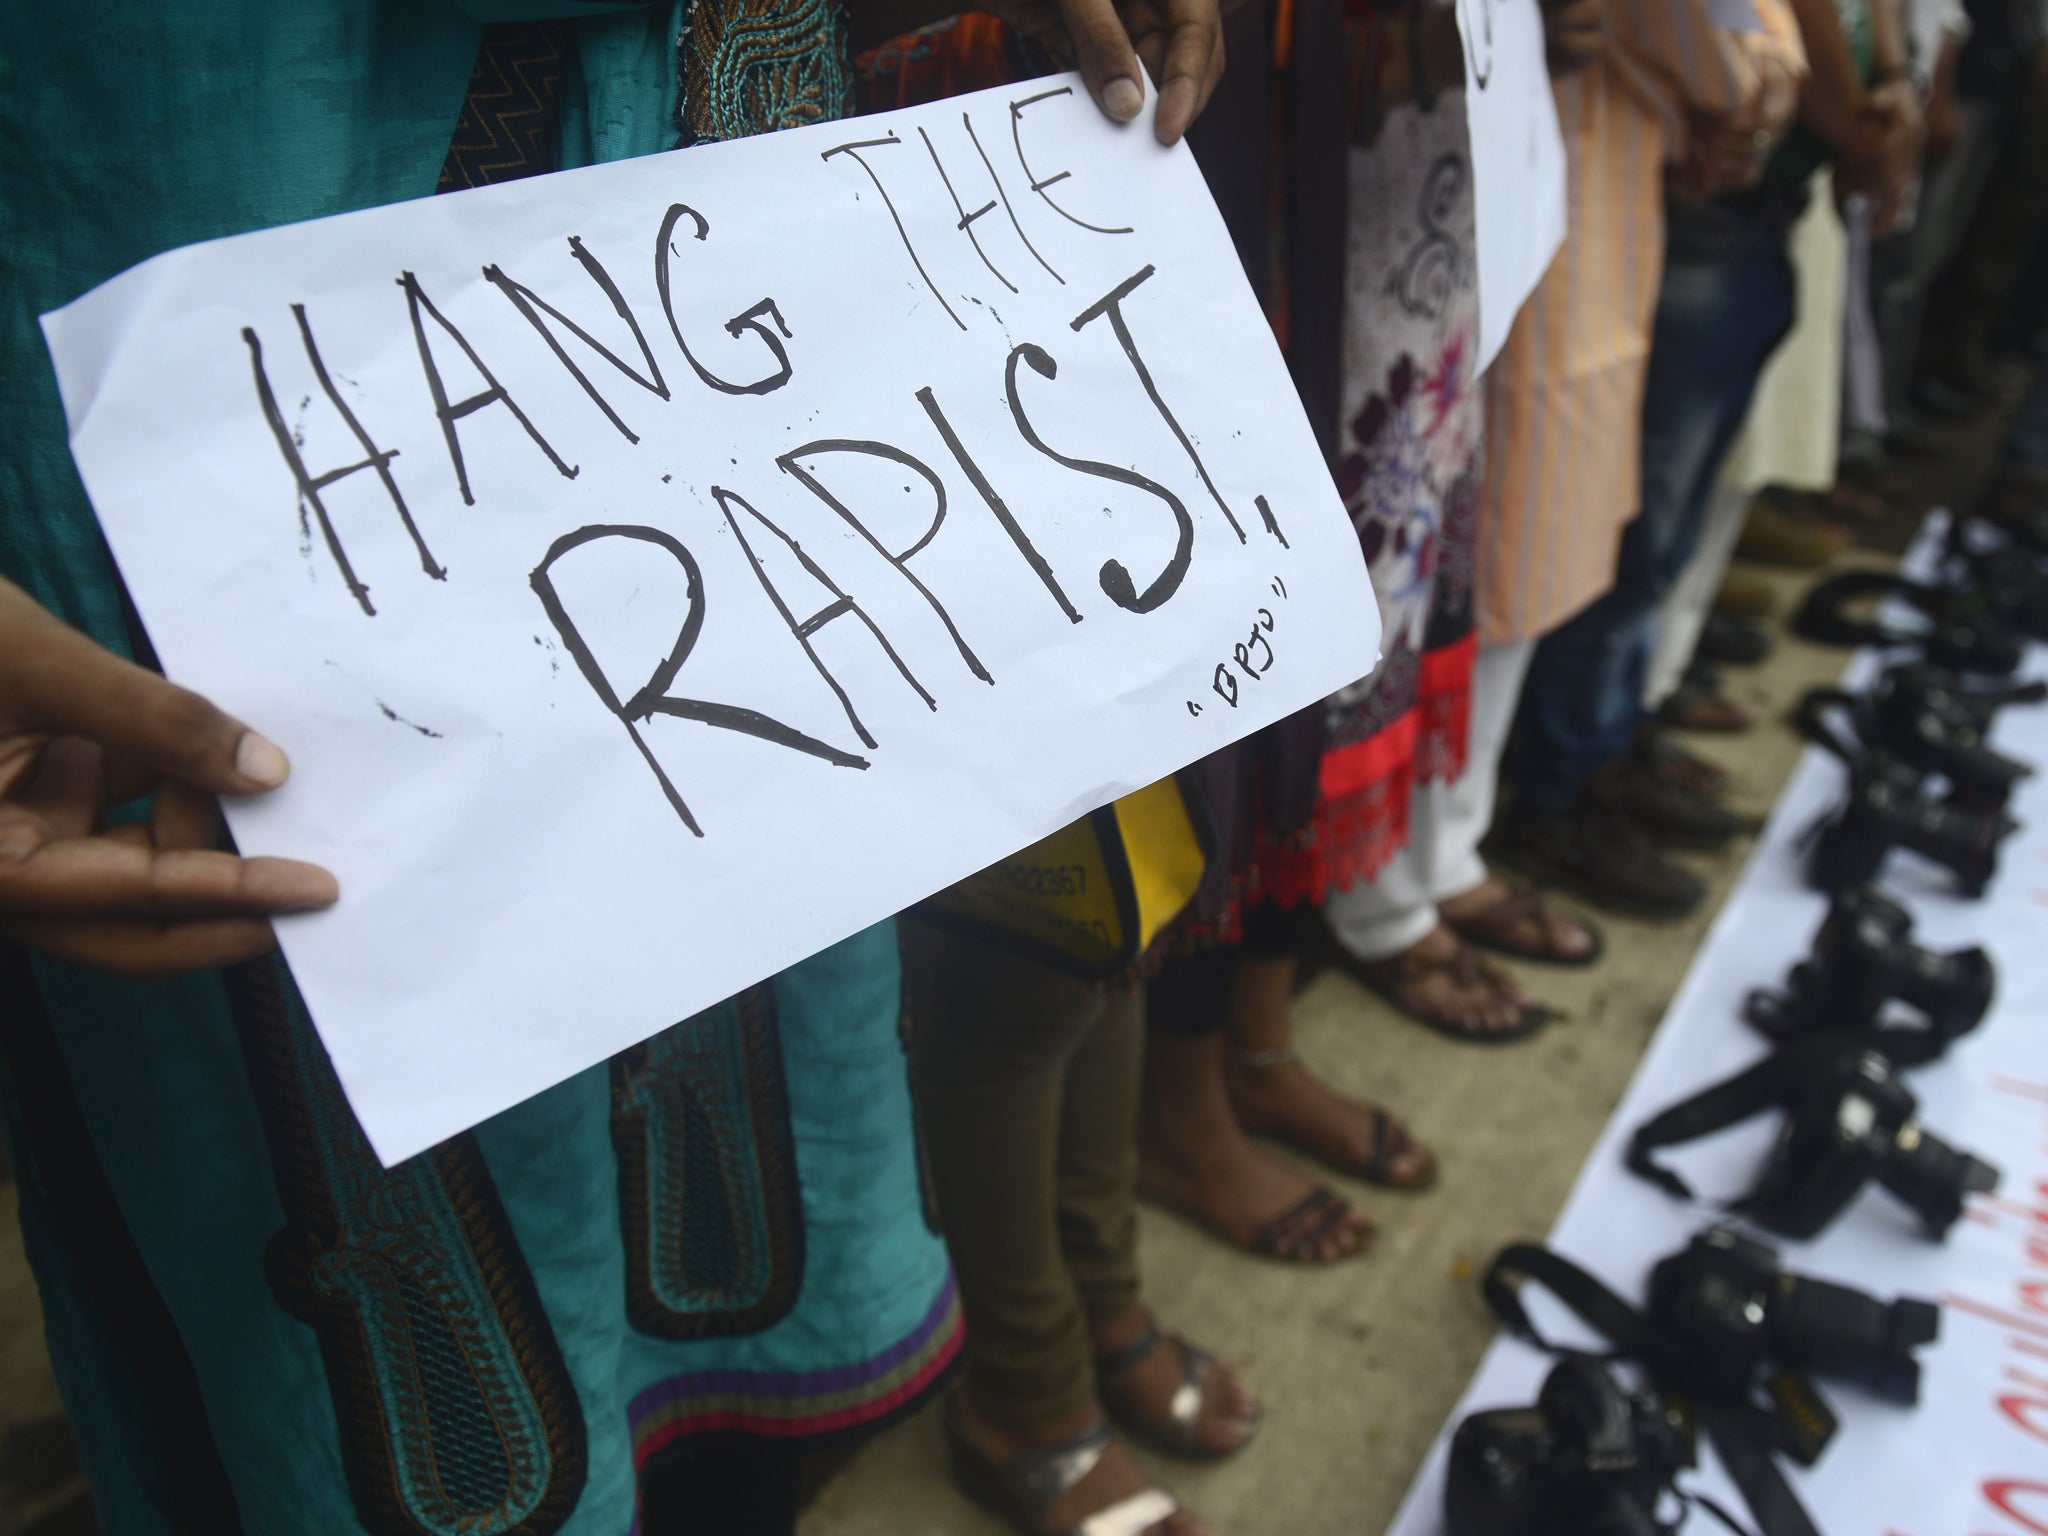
[
  {"x1": 1072, "y1": 1488, "x2": 1181, "y2": 1536},
  {"x1": 1250, "y1": 1186, "x2": 1351, "y2": 1257},
  {"x1": 1097, "y1": 1322, "x2": 1210, "y2": 1441},
  {"x1": 1165, "y1": 1339, "x2": 1213, "y2": 1434},
  {"x1": 1007, "y1": 1425, "x2": 1117, "y2": 1511},
  {"x1": 944, "y1": 1395, "x2": 1119, "y2": 1516},
  {"x1": 1094, "y1": 1314, "x2": 1165, "y2": 1379},
  {"x1": 1367, "y1": 1106, "x2": 1406, "y2": 1183}
]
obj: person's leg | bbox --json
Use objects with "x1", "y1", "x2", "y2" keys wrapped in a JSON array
[
  {"x1": 1059, "y1": 981, "x2": 1260, "y2": 1456},
  {"x1": 1138, "y1": 945, "x2": 1370, "y2": 1261},
  {"x1": 1424, "y1": 640, "x2": 1598, "y2": 959},
  {"x1": 1512, "y1": 226, "x2": 1796, "y2": 814},
  {"x1": 1643, "y1": 482, "x2": 1750, "y2": 717},
  {"x1": 905, "y1": 922, "x2": 1205, "y2": 1535},
  {"x1": 1219, "y1": 903, "x2": 1436, "y2": 1186},
  {"x1": 904, "y1": 921, "x2": 1105, "y2": 1430}
]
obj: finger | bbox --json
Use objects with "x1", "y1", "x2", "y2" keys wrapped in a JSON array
[
  {"x1": 3, "y1": 579, "x2": 290, "y2": 798},
  {"x1": 1056, "y1": 0, "x2": 1148, "y2": 125},
  {"x1": 0, "y1": 828, "x2": 338, "y2": 919},
  {"x1": 1, "y1": 913, "x2": 283, "y2": 982},
  {"x1": 1153, "y1": 0, "x2": 1224, "y2": 144},
  {"x1": 16, "y1": 736, "x2": 107, "y2": 842},
  {"x1": 151, "y1": 779, "x2": 226, "y2": 852}
]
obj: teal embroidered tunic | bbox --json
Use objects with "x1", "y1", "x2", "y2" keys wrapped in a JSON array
[{"x1": 0, "y1": 6, "x2": 957, "y2": 1533}]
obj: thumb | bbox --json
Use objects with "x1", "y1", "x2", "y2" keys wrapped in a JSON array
[
  {"x1": 1057, "y1": 0, "x2": 1149, "y2": 126},
  {"x1": 5, "y1": 582, "x2": 289, "y2": 797}
]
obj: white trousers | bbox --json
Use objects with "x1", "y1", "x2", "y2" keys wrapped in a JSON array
[
  {"x1": 1644, "y1": 479, "x2": 1752, "y2": 709},
  {"x1": 1325, "y1": 637, "x2": 1536, "y2": 962}
]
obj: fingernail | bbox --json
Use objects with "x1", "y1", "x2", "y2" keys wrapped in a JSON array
[
  {"x1": 234, "y1": 732, "x2": 290, "y2": 789},
  {"x1": 1105, "y1": 77, "x2": 1143, "y2": 121}
]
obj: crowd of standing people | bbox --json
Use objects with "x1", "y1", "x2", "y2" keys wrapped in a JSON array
[{"x1": 2, "y1": 0, "x2": 2043, "y2": 1532}]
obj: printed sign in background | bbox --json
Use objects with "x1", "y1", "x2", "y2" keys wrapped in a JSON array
[
  {"x1": 44, "y1": 80, "x2": 1379, "y2": 1165},
  {"x1": 1385, "y1": 519, "x2": 2048, "y2": 1536},
  {"x1": 1455, "y1": 0, "x2": 1568, "y2": 368}
]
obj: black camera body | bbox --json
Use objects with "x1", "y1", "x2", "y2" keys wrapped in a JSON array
[
  {"x1": 1749, "y1": 1048, "x2": 2000, "y2": 1240},
  {"x1": 1446, "y1": 1357, "x2": 1692, "y2": 1536},
  {"x1": 1748, "y1": 887, "x2": 1994, "y2": 1051},
  {"x1": 1868, "y1": 664, "x2": 2033, "y2": 813},
  {"x1": 1967, "y1": 545, "x2": 2048, "y2": 642},
  {"x1": 1809, "y1": 753, "x2": 2019, "y2": 898},
  {"x1": 1648, "y1": 1227, "x2": 1942, "y2": 1406}
]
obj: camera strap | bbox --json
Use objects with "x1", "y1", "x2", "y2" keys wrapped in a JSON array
[
  {"x1": 1623, "y1": 1031, "x2": 1949, "y2": 1204},
  {"x1": 1482, "y1": 1245, "x2": 1824, "y2": 1536},
  {"x1": 1624, "y1": 1047, "x2": 1814, "y2": 1205},
  {"x1": 1793, "y1": 570, "x2": 1930, "y2": 651}
]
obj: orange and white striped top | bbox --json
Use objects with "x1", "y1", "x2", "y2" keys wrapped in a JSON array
[{"x1": 1474, "y1": 0, "x2": 1805, "y2": 644}]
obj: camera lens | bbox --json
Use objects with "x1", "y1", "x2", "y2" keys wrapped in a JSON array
[{"x1": 1878, "y1": 1122, "x2": 2001, "y2": 1237}]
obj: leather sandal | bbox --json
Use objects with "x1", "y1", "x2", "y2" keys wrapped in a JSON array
[
  {"x1": 1139, "y1": 1176, "x2": 1370, "y2": 1264},
  {"x1": 943, "y1": 1393, "x2": 1185, "y2": 1536},
  {"x1": 1095, "y1": 1313, "x2": 1261, "y2": 1462},
  {"x1": 1223, "y1": 1045, "x2": 1438, "y2": 1189},
  {"x1": 1339, "y1": 938, "x2": 1552, "y2": 1043},
  {"x1": 1439, "y1": 880, "x2": 1603, "y2": 969}
]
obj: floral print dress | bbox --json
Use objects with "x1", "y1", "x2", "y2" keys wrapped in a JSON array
[{"x1": 1265, "y1": 73, "x2": 1483, "y2": 902}]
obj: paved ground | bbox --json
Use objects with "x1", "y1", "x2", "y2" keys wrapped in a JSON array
[{"x1": 0, "y1": 406, "x2": 2003, "y2": 1535}]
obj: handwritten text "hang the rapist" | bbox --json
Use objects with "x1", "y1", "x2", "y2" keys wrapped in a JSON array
[{"x1": 239, "y1": 85, "x2": 1293, "y2": 838}]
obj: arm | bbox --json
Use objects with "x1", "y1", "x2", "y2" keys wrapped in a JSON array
[
  {"x1": 1787, "y1": 0, "x2": 1872, "y2": 150},
  {"x1": 0, "y1": 576, "x2": 336, "y2": 979}
]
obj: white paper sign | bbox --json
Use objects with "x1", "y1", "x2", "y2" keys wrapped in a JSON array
[
  {"x1": 1456, "y1": 0, "x2": 1569, "y2": 369},
  {"x1": 42, "y1": 80, "x2": 1379, "y2": 1166},
  {"x1": 1387, "y1": 520, "x2": 2048, "y2": 1536}
]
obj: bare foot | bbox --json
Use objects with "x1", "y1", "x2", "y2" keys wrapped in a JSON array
[
  {"x1": 1091, "y1": 1306, "x2": 1260, "y2": 1457},
  {"x1": 1224, "y1": 1053, "x2": 1435, "y2": 1189},
  {"x1": 1352, "y1": 922, "x2": 1535, "y2": 1036},
  {"x1": 1139, "y1": 1103, "x2": 1371, "y2": 1262},
  {"x1": 952, "y1": 1384, "x2": 1205, "y2": 1536},
  {"x1": 1439, "y1": 878, "x2": 1598, "y2": 965}
]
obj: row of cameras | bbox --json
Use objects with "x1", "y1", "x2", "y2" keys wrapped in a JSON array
[{"x1": 1442, "y1": 505, "x2": 2045, "y2": 1534}]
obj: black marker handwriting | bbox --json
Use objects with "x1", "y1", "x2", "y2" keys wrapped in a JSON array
[
  {"x1": 246, "y1": 307, "x2": 441, "y2": 618},
  {"x1": 400, "y1": 269, "x2": 578, "y2": 504},
  {"x1": 531, "y1": 523, "x2": 868, "y2": 838},
  {"x1": 654, "y1": 204, "x2": 796, "y2": 395}
]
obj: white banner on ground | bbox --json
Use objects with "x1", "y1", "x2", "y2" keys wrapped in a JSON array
[
  {"x1": 43, "y1": 80, "x2": 1377, "y2": 1165},
  {"x1": 1387, "y1": 517, "x2": 2048, "y2": 1536},
  {"x1": 1455, "y1": 0, "x2": 1568, "y2": 369}
]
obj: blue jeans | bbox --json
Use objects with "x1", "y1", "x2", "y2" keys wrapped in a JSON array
[
  {"x1": 2005, "y1": 363, "x2": 2048, "y2": 475},
  {"x1": 1508, "y1": 200, "x2": 1798, "y2": 811}
]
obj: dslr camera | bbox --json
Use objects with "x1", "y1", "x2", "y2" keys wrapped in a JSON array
[
  {"x1": 1649, "y1": 1227, "x2": 1941, "y2": 1406},
  {"x1": 1446, "y1": 1357, "x2": 1691, "y2": 1536},
  {"x1": 1746, "y1": 887, "x2": 1994, "y2": 1053},
  {"x1": 1866, "y1": 664, "x2": 2033, "y2": 814},
  {"x1": 1748, "y1": 1047, "x2": 2000, "y2": 1240},
  {"x1": 1808, "y1": 752, "x2": 2018, "y2": 898}
]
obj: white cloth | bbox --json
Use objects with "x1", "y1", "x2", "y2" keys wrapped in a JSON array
[
  {"x1": 1719, "y1": 171, "x2": 1845, "y2": 496},
  {"x1": 1325, "y1": 638, "x2": 1536, "y2": 962},
  {"x1": 1644, "y1": 479, "x2": 1751, "y2": 708}
]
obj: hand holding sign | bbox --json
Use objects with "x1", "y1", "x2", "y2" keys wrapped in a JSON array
[
  {"x1": 0, "y1": 576, "x2": 337, "y2": 978},
  {"x1": 44, "y1": 81, "x2": 1376, "y2": 1161},
  {"x1": 993, "y1": 0, "x2": 1227, "y2": 143}
]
